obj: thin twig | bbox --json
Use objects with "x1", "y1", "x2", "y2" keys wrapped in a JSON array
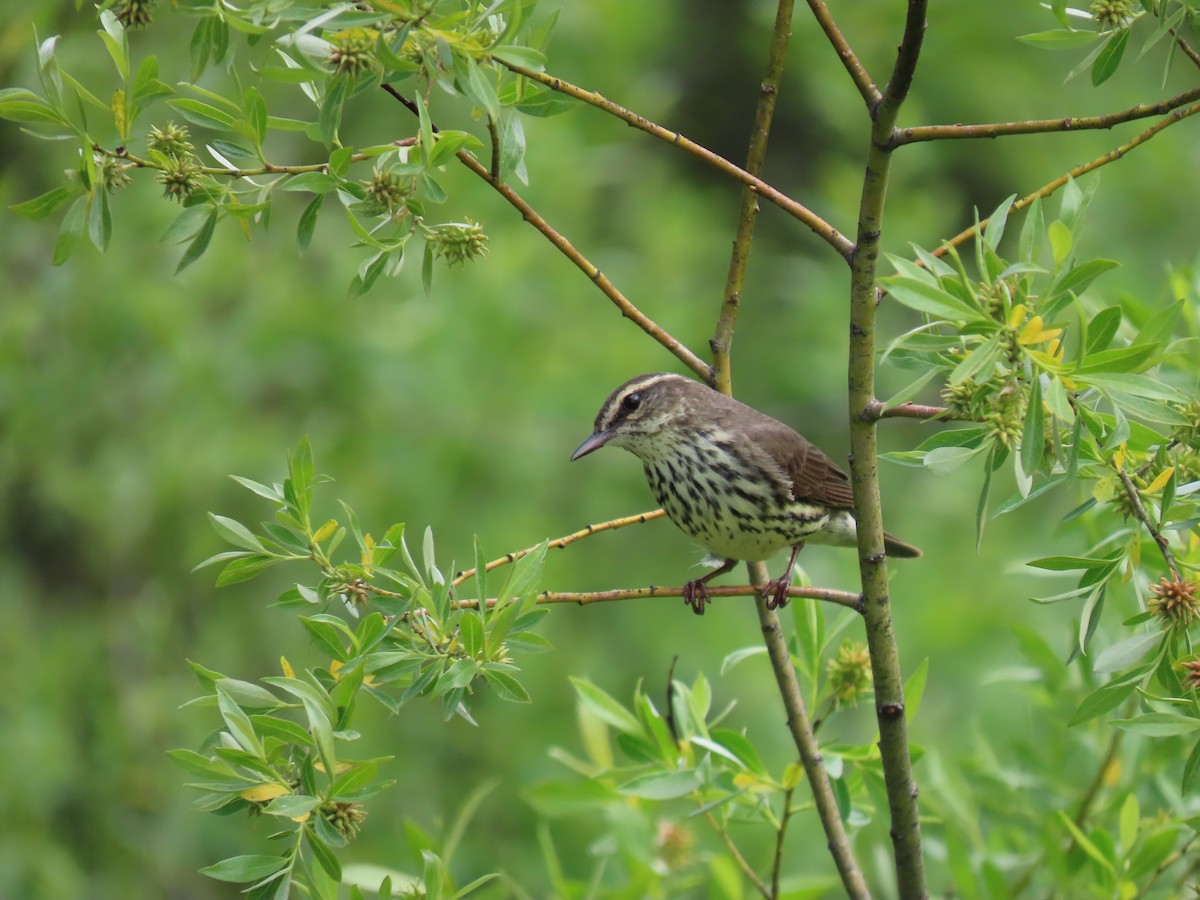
[
  {"x1": 1116, "y1": 467, "x2": 1181, "y2": 580},
  {"x1": 933, "y1": 99, "x2": 1200, "y2": 258},
  {"x1": 380, "y1": 83, "x2": 710, "y2": 379},
  {"x1": 495, "y1": 62, "x2": 854, "y2": 261},
  {"x1": 891, "y1": 85, "x2": 1200, "y2": 145},
  {"x1": 447, "y1": 582, "x2": 865, "y2": 612},
  {"x1": 451, "y1": 509, "x2": 667, "y2": 587},
  {"x1": 868, "y1": 401, "x2": 954, "y2": 422},
  {"x1": 748, "y1": 561, "x2": 871, "y2": 898},
  {"x1": 771, "y1": 783, "x2": 798, "y2": 897},
  {"x1": 804, "y1": 0, "x2": 880, "y2": 106},
  {"x1": 699, "y1": 805, "x2": 772, "y2": 900},
  {"x1": 845, "y1": 2, "x2": 929, "y2": 896},
  {"x1": 712, "y1": 0, "x2": 796, "y2": 393}
]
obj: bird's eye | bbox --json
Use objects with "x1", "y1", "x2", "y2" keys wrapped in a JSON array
[{"x1": 621, "y1": 392, "x2": 642, "y2": 412}]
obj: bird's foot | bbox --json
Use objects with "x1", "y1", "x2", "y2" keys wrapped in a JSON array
[
  {"x1": 682, "y1": 578, "x2": 712, "y2": 615},
  {"x1": 762, "y1": 577, "x2": 790, "y2": 610}
]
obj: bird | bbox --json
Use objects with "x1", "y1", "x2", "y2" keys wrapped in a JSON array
[{"x1": 570, "y1": 373, "x2": 921, "y2": 615}]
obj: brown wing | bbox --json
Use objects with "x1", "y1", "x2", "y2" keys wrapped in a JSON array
[
  {"x1": 787, "y1": 437, "x2": 856, "y2": 509},
  {"x1": 741, "y1": 415, "x2": 856, "y2": 509}
]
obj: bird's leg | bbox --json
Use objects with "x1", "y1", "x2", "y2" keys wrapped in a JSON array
[
  {"x1": 763, "y1": 542, "x2": 804, "y2": 610},
  {"x1": 682, "y1": 558, "x2": 737, "y2": 615}
]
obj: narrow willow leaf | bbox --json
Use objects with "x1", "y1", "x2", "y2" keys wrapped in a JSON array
[
  {"x1": 1091, "y1": 28, "x2": 1129, "y2": 86},
  {"x1": 176, "y1": 208, "x2": 218, "y2": 274}
]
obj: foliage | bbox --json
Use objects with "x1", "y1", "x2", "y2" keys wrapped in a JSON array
[{"x1": 5, "y1": 0, "x2": 1200, "y2": 898}]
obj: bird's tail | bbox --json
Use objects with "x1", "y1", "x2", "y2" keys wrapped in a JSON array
[{"x1": 883, "y1": 532, "x2": 922, "y2": 559}]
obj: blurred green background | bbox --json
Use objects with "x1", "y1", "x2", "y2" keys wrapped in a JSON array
[{"x1": 1, "y1": 1, "x2": 1197, "y2": 896}]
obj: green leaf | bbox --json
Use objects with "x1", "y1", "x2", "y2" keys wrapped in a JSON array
[
  {"x1": 459, "y1": 612, "x2": 483, "y2": 658},
  {"x1": 1091, "y1": 28, "x2": 1129, "y2": 86},
  {"x1": 11, "y1": 186, "x2": 76, "y2": 220},
  {"x1": 1134, "y1": 298, "x2": 1183, "y2": 346},
  {"x1": 1018, "y1": 195, "x2": 1044, "y2": 267},
  {"x1": 200, "y1": 855, "x2": 289, "y2": 883},
  {"x1": 923, "y1": 443, "x2": 989, "y2": 476},
  {"x1": 319, "y1": 76, "x2": 350, "y2": 146},
  {"x1": 1044, "y1": 258, "x2": 1120, "y2": 313},
  {"x1": 489, "y1": 45, "x2": 547, "y2": 71},
  {"x1": 217, "y1": 684, "x2": 264, "y2": 757},
  {"x1": 1085, "y1": 306, "x2": 1122, "y2": 355},
  {"x1": 1027, "y1": 555, "x2": 1115, "y2": 571},
  {"x1": 176, "y1": 208, "x2": 219, "y2": 274},
  {"x1": 300, "y1": 616, "x2": 350, "y2": 661},
  {"x1": 1048, "y1": 220, "x2": 1072, "y2": 269},
  {"x1": 1082, "y1": 373, "x2": 1186, "y2": 403},
  {"x1": 514, "y1": 89, "x2": 579, "y2": 117},
  {"x1": 296, "y1": 194, "x2": 324, "y2": 253},
  {"x1": 483, "y1": 668, "x2": 531, "y2": 703},
  {"x1": 982, "y1": 194, "x2": 1017, "y2": 249},
  {"x1": 1093, "y1": 630, "x2": 1162, "y2": 674},
  {"x1": 87, "y1": 188, "x2": 112, "y2": 252},
  {"x1": 169, "y1": 97, "x2": 236, "y2": 130},
  {"x1": 1017, "y1": 29, "x2": 1102, "y2": 49},
  {"x1": 1183, "y1": 739, "x2": 1200, "y2": 794},
  {"x1": 905, "y1": 658, "x2": 930, "y2": 723},
  {"x1": 1076, "y1": 344, "x2": 1158, "y2": 375},
  {"x1": 52, "y1": 196, "x2": 86, "y2": 266},
  {"x1": 1111, "y1": 712, "x2": 1200, "y2": 737},
  {"x1": 618, "y1": 769, "x2": 703, "y2": 800},
  {"x1": 1067, "y1": 673, "x2": 1141, "y2": 726},
  {"x1": 282, "y1": 172, "x2": 340, "y2": 193},
  {"x1": 0, "y1": 88, "x2": 67, "y2": 125},
  {"x1": 880, "y1": 274, "x2": 986, "y2": 322},
  {"x1": 570, "y1": 677, "x2": 642, "y2": 735},
  {"x1": 1020, "y1": 376, "x2": 1045, "y2": 478},
  {"x1": 306, "y1": 825, "x2": 342, "y2": 881},
  {"x1": 1055, "y1": 812, "x2": 1115, "y2": 874},
  {"x1": 208, "y1": 513, "x2": 267, "y2": 552}
]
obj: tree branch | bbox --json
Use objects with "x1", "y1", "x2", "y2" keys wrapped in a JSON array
[
  {"x1": 698, "y1": 805, "x2": 772, "y2": 900},
  {"x1": 867, "y1": 401, "x2": 954, "y2": 422},
  {"x1": 891, "y1": 85, "x2": 1200, "y2": 145},
  {"x1": 446, "y1": 582, "x2": 865, "y2": 612},
  {"x1": 803, "y1": 1, "x2": 879, "y2": 106},
  {"x1": 496, "y1": 62, "x2": 854, "y2": 260},
  {"x1": 748, "y1": 560, "x2": 871, "y2": 898},
  {"x1": 933, "y1": 99, "x2": 1200, "y2": 258},
  {"x1": 712, "y1": 0, "x2": 795, "y2": 394},
  {"x1": 1116, "y1": 467, "x2": 1181, "y2": 580},
  {"x1": 380, "y1": 83, "x2": 710, "y2": 379},
  {"x1": 845, "y1": 2, "x2": 928, "y2": 896},
  {"x1": 451, "y1": 509, "x2": 667, "y2": 587},
  {"x1": 771, "y1": 783, "x2": 798, "y2": 898}
]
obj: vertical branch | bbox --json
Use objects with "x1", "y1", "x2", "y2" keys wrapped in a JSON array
[
  {"x1": 846, "y1": 2, "x2": 928, "y2": 897},
  {"x1": 749, "y1": 561, "x2": 871, "y2": 899},
  {"x1": 711, "y1": 0, "x2": 795, "y2": 394}
]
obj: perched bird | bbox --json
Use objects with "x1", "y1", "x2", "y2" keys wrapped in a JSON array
[{"x1": 571, "y1": 373, "x2": 921, "y2": 614}]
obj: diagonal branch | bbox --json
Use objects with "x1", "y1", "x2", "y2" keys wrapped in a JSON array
[
  {"x1": 891, "y1": 85, "x2": 1200, "y2": 145},
  {"x1": 451, "y1": 509, "x2": 667, "y2": 587},
  {"x1": 712, "y1": 0, "x2": 796, "y2": 393},
  {"x1": 933, "y1": 99, "x2": 1200, "y2": 258},
  {"x1": 380, "y1": 83, "x2": 710, "y2": 379},
  {"x1": 1116, "y1": 467, "x2": 1181, "y2": 580},
  {"x1": 496, "y1": 62, "x2": 854, "y2": 260},
  {"x1": 803, "y1": 0, "x2": 880, "y2": 106},
  {"x1": 748, "y1": 561, "x2": 871, "y2": 898}
]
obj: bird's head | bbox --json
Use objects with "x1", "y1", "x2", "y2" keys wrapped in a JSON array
[{"x1": 570, "y1": 373, "x2": 699, "y2": 462}]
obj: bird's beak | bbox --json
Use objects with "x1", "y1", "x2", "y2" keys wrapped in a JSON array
[{"x1": 570, "y1": 429, "x2": 612, "y2": 461}]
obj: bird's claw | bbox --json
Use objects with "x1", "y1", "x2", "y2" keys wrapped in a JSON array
[
  {"x1": 682, "y1": 579, "x2": 711, "y2": 615},
  {"x1": 763, "y1": 578, "x2": 790, "y2": 610}
]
